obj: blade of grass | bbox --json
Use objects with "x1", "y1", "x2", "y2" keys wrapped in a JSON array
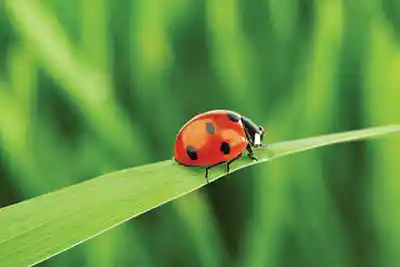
[
  {"x1": 365, "y1": 12, "x2": 400, "y2": 267},
  {"x1": 173, "y1": 193, "x2": 227, "y2": 267},
  {"x1": 0, "y1": 125, "x2": 399, "y2": 267},
  {"x1": 5, "y1": 0, "x2": 151, "y2": 164},
  {"x1": 0, "y1": 82, "x2": 48, "y2": 195},
  {"x1": 129, "y1": 0, "x2": 185, "y2": 141},
  {"x1": 79, "y1": 0, "x2": 109, "y2": 73},
  {"x1": 206, "y1": 0, "x2": 257, "y2": 112}
]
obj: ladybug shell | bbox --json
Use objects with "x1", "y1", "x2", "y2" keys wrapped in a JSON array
[{"x1": 174, "y1": 110, "x2": 248, "y2": 166}]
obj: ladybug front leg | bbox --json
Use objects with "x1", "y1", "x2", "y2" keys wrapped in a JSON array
[{"x1": 246, "y1": 144, "x2": 259, "y2": 161}]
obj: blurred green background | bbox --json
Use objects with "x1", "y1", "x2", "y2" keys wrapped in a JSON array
[{"x1": 0, "y1": 0, "x2": 399, "y2": 266}]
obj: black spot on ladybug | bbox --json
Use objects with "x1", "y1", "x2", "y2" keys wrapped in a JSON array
[
  {"x1": 206, "y1": 122, "x2": 215, "y2": 135},
  {"x1": 220, "y1": 142, "x2": 230, "y2": 154},
  {"x1": 186, "y1": 146, "x2": 198, "y2": 160},
  {"x1": 227, "y1": 112, "x2": 240, "y2": 122}
]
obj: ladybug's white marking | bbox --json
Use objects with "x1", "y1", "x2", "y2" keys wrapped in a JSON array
[{"x1": 254, "y1": 133, "x2": 261, "y2": 146}]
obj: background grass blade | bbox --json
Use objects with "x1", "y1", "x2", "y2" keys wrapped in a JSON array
[{"x1": 0, "y1": 125, "x2": 399, "y2": 267}]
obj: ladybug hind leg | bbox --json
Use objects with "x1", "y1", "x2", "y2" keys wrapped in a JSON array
[
  {"x1": 205, "y1": 161, "x2": 225, "y2": 183},
  {"x1": 204, "y1": 153, "x2": 243, "y2": 183}
]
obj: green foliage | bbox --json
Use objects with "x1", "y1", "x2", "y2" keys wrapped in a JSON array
[
  {"x1": 1, "y1": 0, "x2": 400, "y2": 266},
  {"x1": 0, "y1": 126, "x2": 398, "y2": 267}
]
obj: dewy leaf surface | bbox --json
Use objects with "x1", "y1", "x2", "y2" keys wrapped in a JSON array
[{"x1": 0, "y1": 125, "x2": 399, "y2": 267}]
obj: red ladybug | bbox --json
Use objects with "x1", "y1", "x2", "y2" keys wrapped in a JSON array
[{"x1": 174, "y1": 110, "x2": 266, "y2": 183}]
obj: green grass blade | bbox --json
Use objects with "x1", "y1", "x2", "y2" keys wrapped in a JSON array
[{"x1": 0, "y1": 125, "x2": 399, "y2": 267}]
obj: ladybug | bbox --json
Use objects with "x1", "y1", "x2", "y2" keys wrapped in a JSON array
[{"x1": 174, "y1": 110, "x2": 266, "y2": 183}]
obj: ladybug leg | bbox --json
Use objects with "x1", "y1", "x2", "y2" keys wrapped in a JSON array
[
  {"x1": 205, "y1": 161, "x2": 225, "y2": 183},
  {"x1": 226, "y1": 153, "x2": 243, "y2": 178},
  {"x1": 246, "y1": 144, "x2": 259, "y2": 161}
]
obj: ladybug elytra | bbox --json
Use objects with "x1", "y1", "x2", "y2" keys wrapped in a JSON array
[{"x1": 174, "y1": 110, "x2": 266, "y2": 183}]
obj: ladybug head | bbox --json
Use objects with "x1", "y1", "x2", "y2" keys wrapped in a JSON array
[{"x1": 241, "y1": 116, "x2": 266, "y2": 147}]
